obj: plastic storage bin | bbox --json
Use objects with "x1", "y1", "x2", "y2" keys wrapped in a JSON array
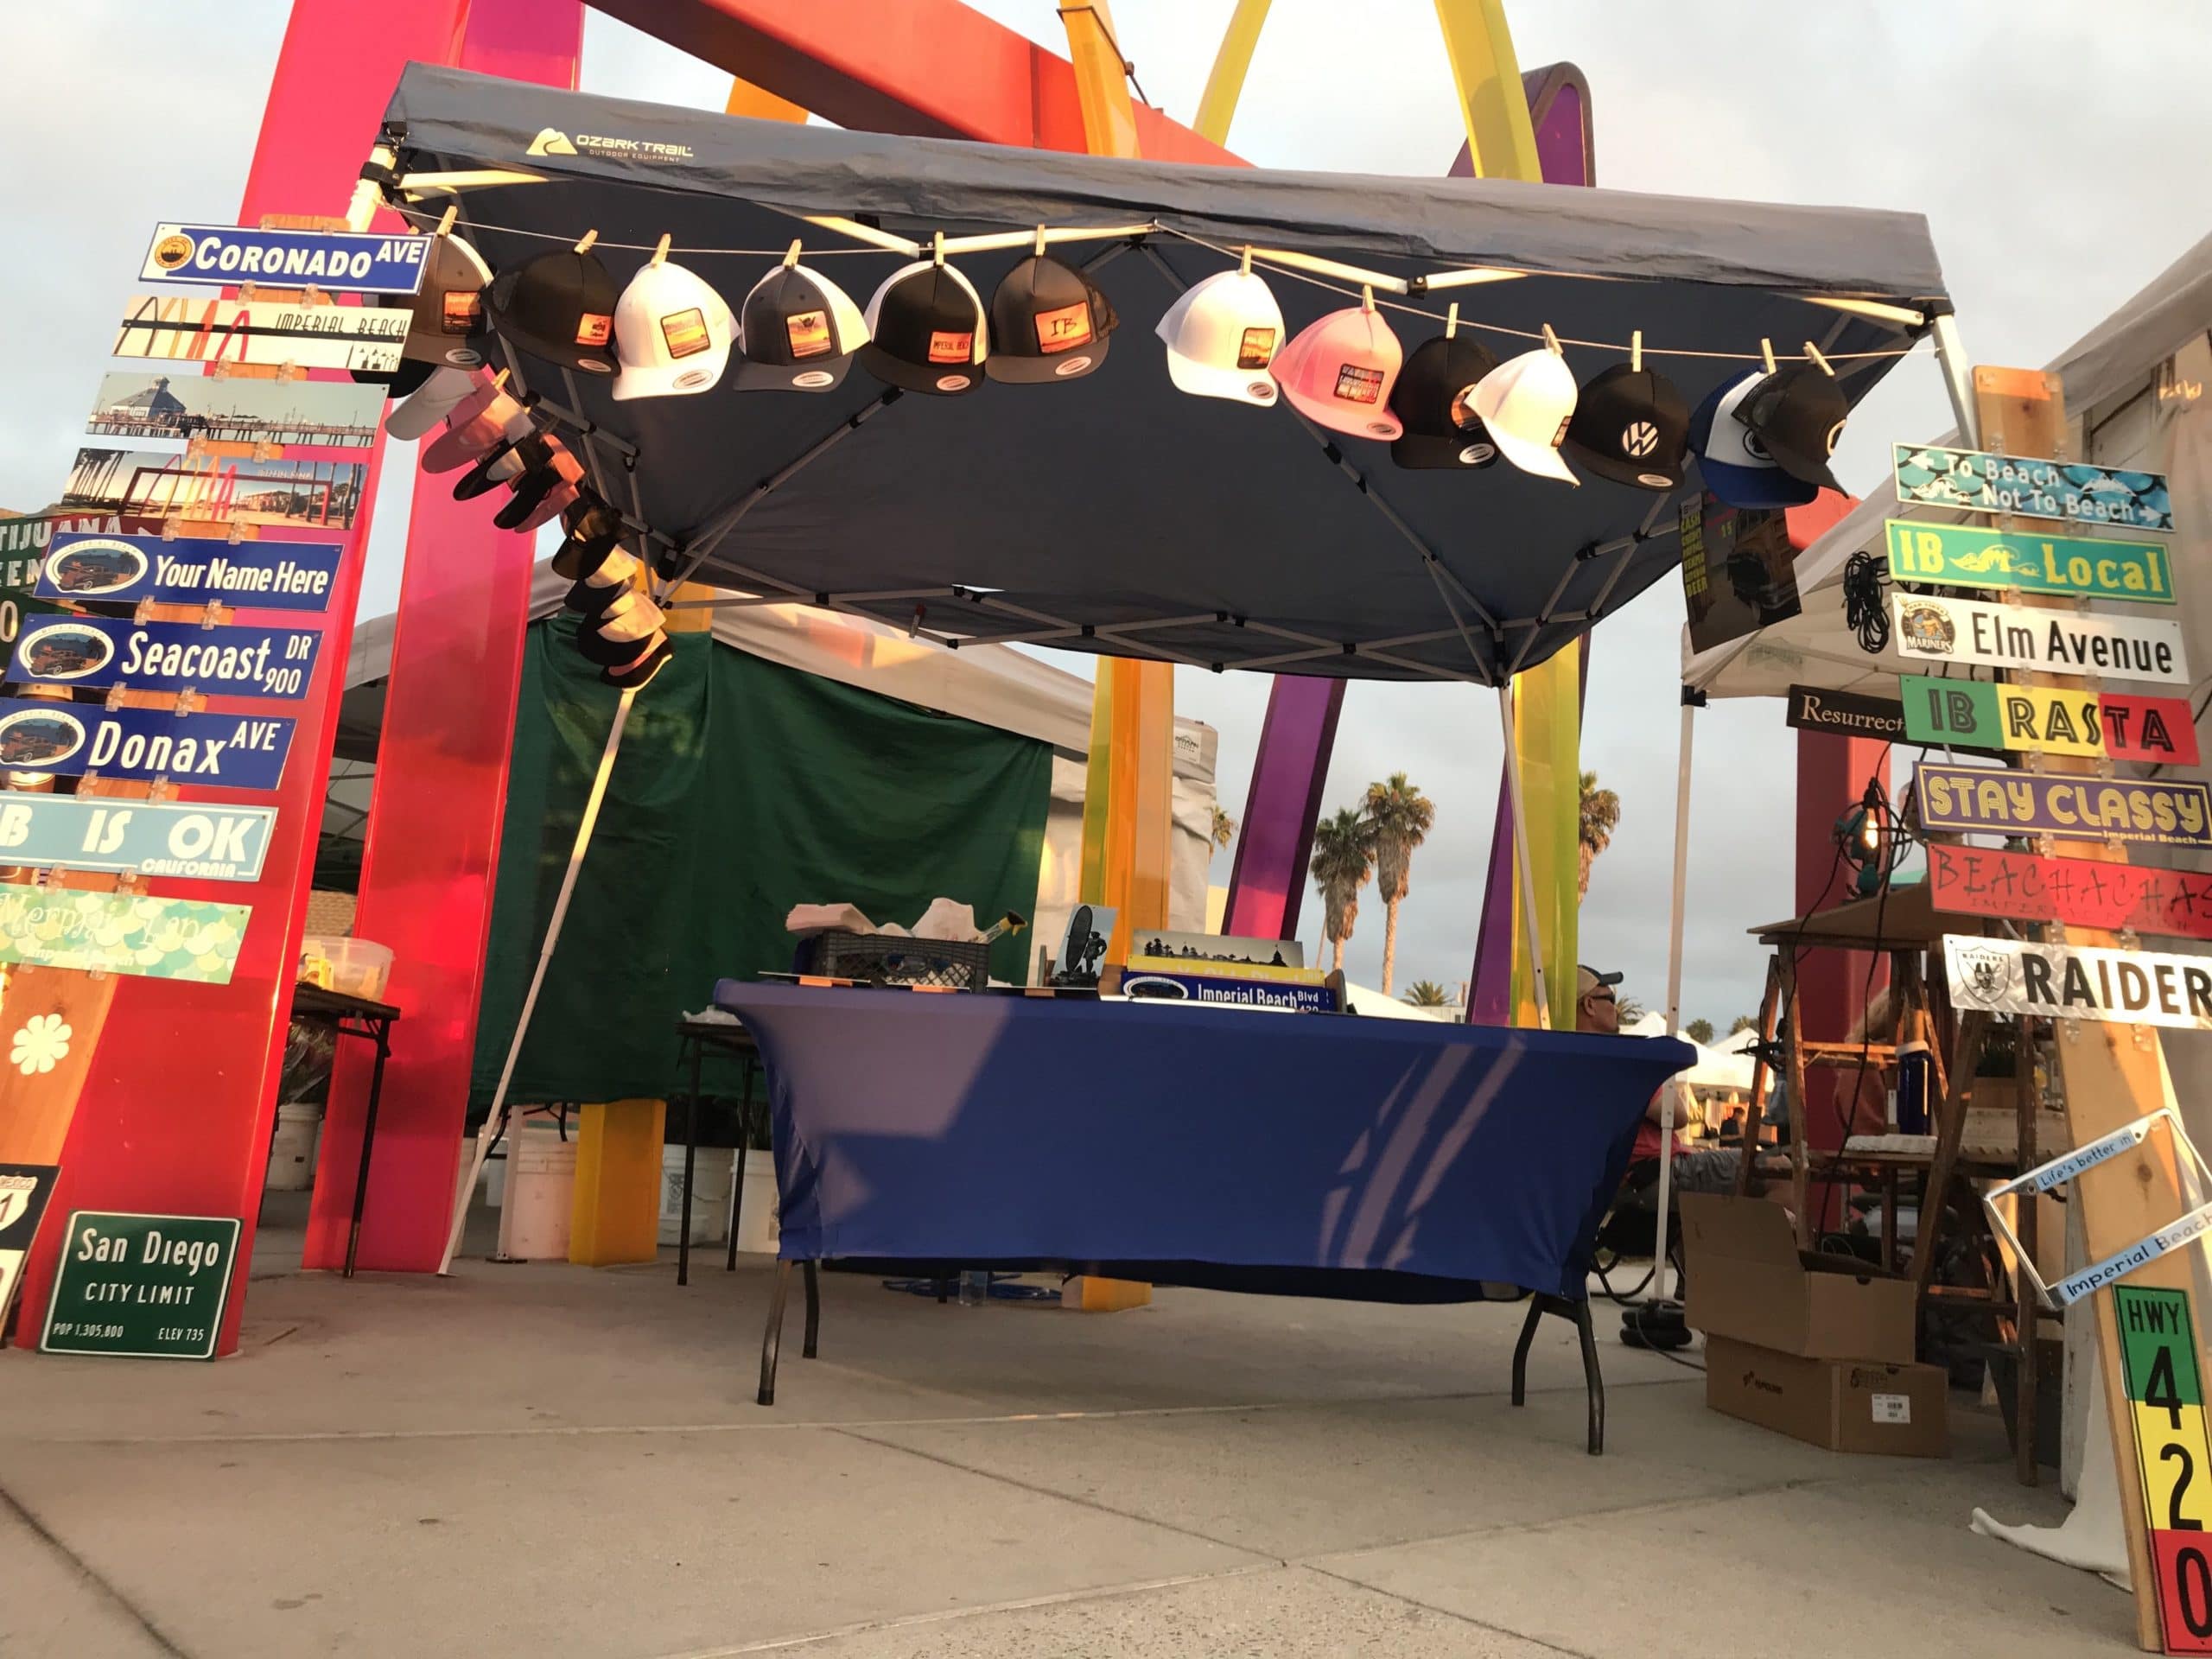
[{"x1": 299, "y1": 935, "x2": 394, "y2": 1000}]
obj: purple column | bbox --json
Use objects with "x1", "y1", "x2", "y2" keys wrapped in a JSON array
[{"x1": 1222, "y1": 676, "x2": 1344, "y2": 940}]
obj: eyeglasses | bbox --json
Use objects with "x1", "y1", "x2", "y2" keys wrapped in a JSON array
[{"x1": 1584, "y1": 988, "x2": 1616, "y2": 1004}]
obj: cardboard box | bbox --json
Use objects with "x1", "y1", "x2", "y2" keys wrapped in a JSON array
[
  {"x1": 1678, "y1": 1193, "x2": 1916, "y2": 1363},
  {"x1": 1705, "y1": 1337, "x2": 1948, "y2": 1457}
]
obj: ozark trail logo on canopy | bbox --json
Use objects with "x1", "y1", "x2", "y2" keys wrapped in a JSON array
[{"x1": 526, "y1": 127, "x2": 693, "y2": 161}]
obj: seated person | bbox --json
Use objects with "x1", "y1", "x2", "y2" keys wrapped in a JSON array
[{"x1": 1574, "y1": 964, "x2": 1757, "y2": 1198}]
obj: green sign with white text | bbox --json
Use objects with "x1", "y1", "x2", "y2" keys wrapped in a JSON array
[
  {"x1": 0, "y1": 885, "x2": 249, "y2": 983},
  {"x1": 1885, "y1": 519, "x2": 2173, "y2": 604},
  {"x1": 41, "y1": 1211, "x2": 238, "y2": 1358}
]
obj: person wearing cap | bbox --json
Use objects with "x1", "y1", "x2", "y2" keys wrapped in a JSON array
[{"x1": 1579, "y1": 963, "x2": 1758, "y2": 1197}]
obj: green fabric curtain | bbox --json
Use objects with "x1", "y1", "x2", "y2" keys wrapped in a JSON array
[{"x1": 471, "y1": 616, "x2": 1053, "y2": 1108}]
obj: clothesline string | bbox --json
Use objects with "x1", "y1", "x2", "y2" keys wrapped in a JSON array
[{"x1": 388, "y1": 201, "x2": 1923, "y2": 365}]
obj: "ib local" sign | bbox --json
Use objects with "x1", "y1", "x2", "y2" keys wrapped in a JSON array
[
  {"x1": 41, "y1": 1211, "x2": 238, "y2": 1359},
  {"x1": 1885, "y1": 519, "x2": 2173, "y2": 604}
]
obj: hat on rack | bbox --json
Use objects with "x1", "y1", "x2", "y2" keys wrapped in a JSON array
[
  {"x1": 563, "y1": 547, "x2": 640, "y2": 611},
  {"x1": 1271, "y1": 296, "x2": 1404, "y2": 441},
  {"x1": 553, "y1": 498, "x2": 625, "y2": 577},
  {"x1": 1470, "y1": 345, "x2": 1580, "y2": 483},
  {"x1": 731, "y1": 257, "x2": 870, "y2": 391},
  {"x1": 1732, "y1": 362, "x2": 1847, "y2": 493},
  {"x1": 485, "y1": 244, "x2": 620, "y2": 375},
  {"x1": 860, "y1": 257, "x2": 988, "y2": 396},
  {"x1": 422, "y1": 378, "x2": 532, "y2": 473},
  {"x1": 395, "y1": 231, "x2": 493, "y2": 368},
  {"x1": 385, "y1": 365, "x2": 480, "y2": 443},
  {"x1": 986, "y1": 252, "x2": 1116, "y2": 385},
  {"x1": 1688, "y1": 369, "x2": 1817, "y2": 510},
  {"x1": 1565, "y1": 364, "x2": 1689, "y2": 491},
  {"x1": 611, "y1": 258, "x2": 734, "y2": 401},
  {"x1": 1156, "y1": 266, "x2": 1283, "y2": 407},
  {"x1": 493, "y1": 442, "x2": 585, "y2": 531},
  {"x1": 1387, "y1": 328, "x2": 1501, "y2": 469},
  {"x1": 454, "y1": 430, "x2": 552, "y2": 502}
]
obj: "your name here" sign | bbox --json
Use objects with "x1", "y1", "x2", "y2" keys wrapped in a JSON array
[{"x1": 37, "y1": 532, "x2": 340, "y2": 613}]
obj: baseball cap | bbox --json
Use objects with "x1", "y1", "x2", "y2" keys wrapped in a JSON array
[
  {"x1": 1577, "y1": 965, "x2": 1624, "y2": 998},
  {"x1": 1387, "y1": 330, "x2": 1501, "y2": 469},
  {"x1": 485, "y1": 245, "x2": 620, "y2": 375},
  {"x1": 356, "y1": 356, "x2": 437, "y2": 397},
  {"x1": 493, "y1": 442, "x2": 584, "y2": 531},
  {"x1": 1271, "y1": 296, "x2": 1404, "y2": 441},
  {"x1": 553, "y1": 498, "x2": 624, "y2": 578},
  {"x1": 1565, "y1": 365, "x2": 1689, "y2": 492},
  {"x1": 1733, "y1": 363, "x2": 1847, "y2": 493},
  {"x1": 986, "y1": 253, "x2": 1116, "y2": 385},
  {"x1": 563, "y1": 547, "x2": 640, "y2": 608},
  {"x1": 422, "y1": 381, "x2": 533, "y2": 474},
  {"x1": 385, "y1": 365, "x2": 480, "y2": 442},
  {"x1": 575, "y1": 587, "x2": 667, "y2": 665},
  {"x1": 1470, "y1": 346, "x2": 1580, "y2": 484},
  {"x1": 1154, "y1": 267, "x2": 1282, "y2": 406},
  {"x1": 601, "y1": 635, "x2": 674, "y2": 690},
  {"x1": 1688, "y1": 370, "x2": 1817, "y2": 510},
  {"x1": 731, "y1": 257, "x2": 869, "y2": 391},
  {"x1": 860, "y1": 257, "x2": 988, "y2": 396},
  {"x1": 611, "y1": 259, "x2": 734, "y2": 401},
  {"x1": 395, "y1": 232, "x2": 493, "y2": 367}
]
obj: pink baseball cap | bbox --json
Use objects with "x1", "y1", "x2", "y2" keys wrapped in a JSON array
[
  {"x1": 1270, "y1": 297, "x2": 1404, "y2": 442},
  {"x1": 423, "y1": 386, "x2": 532, "y2": 473}
]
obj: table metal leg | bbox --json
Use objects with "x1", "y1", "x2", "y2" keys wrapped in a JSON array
[
  {"x1": 1573, "y1": 1298, "x2": 1605, "y2": 1456},
  {"x1": 678, "y1": 1037, "x2": 702, "y2": 1287},
  {"x1": 1510, "y1": 1298, "x2": 1541, "y2": 1408},
  {"x1": 757, "y1": 1257, "x2": 791, "y2": 1407},
  {"x1": 803, "y1": 1259, "x2": 820, "y2": 1359},
  {"x1": 343, "y1": 1027, "x2": 390, "y2": 1281},
  {"x1": 727, "y1": 1057, "x2": 755, "y2": 1273}
]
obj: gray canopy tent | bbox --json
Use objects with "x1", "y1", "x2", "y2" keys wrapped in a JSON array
[{"x1": 360, "y1": 67, "x2": 1956, "y2": 1266}]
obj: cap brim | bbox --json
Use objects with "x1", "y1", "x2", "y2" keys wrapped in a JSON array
[
  {"x1": 1390, "y1": 431, "x2": 1499, "y2": 470},
  {"x1": 1163, "y1": 348, "x2": 1278, "y2": 406},
  {"x1": 1699, "y1": 458, "x2": 1817, "y2": 510},
  {"x1": 1758, "y1": 442, "x2": 1845, "y2": 493},
  {"x1": 1563, "y1": 442, "x2": 1682, "y2": 492},
  {"x1": 1486, "y1": 429, "x2": 1578, "y2": 483},
  {"x1": 984, "y1": 334, "x2": 1111, "y2": 385},
  {"x1": 1280, "y1": 383, "x2": 1402, "y2": 442},
  {"x1": 601, "y1": 637, "x2": 674, "y2": 690},
  {"x1": 728, "y1": 352, "x2": 857, "y2": 393},
  {"x1": 611, "y1": 343, "x2": 732, "y2": 402},
  {"x1": 857, "y1": 343, "x2": 982, "y2": 397},
  {"x1": 384, "y1": 367, "x2": 478, "y2": 442}
]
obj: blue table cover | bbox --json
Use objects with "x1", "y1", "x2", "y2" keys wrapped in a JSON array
[{"x1": 714, "y1": 982, "x2": 1694, "y2": 1301}]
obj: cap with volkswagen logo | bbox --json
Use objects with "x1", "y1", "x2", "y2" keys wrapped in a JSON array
[
  {"x1": 1564, "y1": 365, "x2": 1689, "y2": 491},
  {"x1": 987, "y1": 254, "x2": 1117, "y2": 384},
  {"x1": 860, "y1": 260, "x2": 988, "y2": 396},
  {"x1": 732, "y1": 261, "x2": 870, "y2": 391}
]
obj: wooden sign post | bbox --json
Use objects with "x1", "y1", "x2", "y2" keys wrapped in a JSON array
[{"x1": 1975, "y1": 366, "x2": 2204, "y2": 1651}]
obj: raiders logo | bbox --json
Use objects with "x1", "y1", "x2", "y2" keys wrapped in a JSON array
[{"x1": 1955, "y1": 945, "x2": 2012, "y2": 1003}]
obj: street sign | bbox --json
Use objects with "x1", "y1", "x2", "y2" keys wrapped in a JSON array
[
  {"x1": 41, "y1": 1211, "x2": 239, "y2": 1359},
  {"x1": 1914, "y1": 762, "x2": 2212, "y2": 849},
  {"x1": 0, "y1": 796, "x2": 276, "y2": 881},
  {"x1": 112, "y1": 293, "x2": 408, "y2": 373},
  {"x1": 1785, "y1": 683, "x2": 1905, "y2": 740},
  {"x1": 140, "y1": 224, "x2": 429, "y2": 295},
  {"x1": 60, "y1": 448, "x2": 365, "y2": 533},
  {"x1": 0, "y1": 697, "x2": 295, "y2": 790},
  {"x1": 2113, "y1": 1287, "x2": 2212, "y2": 1651},
  {"x1": 38, "y1": 531, "x2": 340, "y2": 612},
  {"x1": 9, "y1": 615, "x2": 321, "y2": 698},
  {"x1": 1893, "y1": 592, "x2": 2189, "y2": 684},
  {"x1": 1902, "y1": 676, "x2": 2198, "y2": 766},
  {"x1": 1893, "y1": 443, "x2": 2174, "y2": 533},
  {"x1": 1885, "y1": 519, "x2": 2174, "y2": 603},
  {"x1": 86, "y1": 372, "x2": 384, "y2": 450},
  {"x1": 0, "y1": 1164, "x2": 60, "y2": 1326},
  {"x1": 1930, "y1": 844, "x2": 2212, "y2": 942},
  {"x1": 1945, "y1": 935, "x2": 2212, "y2": 1033},
  {"x1": 0, "y1": 886, "x2": 251, "y2": 983}
]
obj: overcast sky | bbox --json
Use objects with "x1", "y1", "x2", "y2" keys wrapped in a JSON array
[{"x1": 5, "y1": 2, "x2": 2206, "y2": 1023}]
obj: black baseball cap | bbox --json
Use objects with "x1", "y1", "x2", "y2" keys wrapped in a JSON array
[
  {"x1": 1387, "y1": 333, "x2": 1501, "y2": 469},
  {"x1": 1734, "y1": 364, "x2": 1847, "y2": 493},
  {"x1": 453, "y1": 432, "x2": 546, "y2": 501},
  {"x1": 485, "y1": 246, "x2": 619, "y2": 376},
  {"x1": 860, "y1": 259, "x2": 988, "y2": 396},
  {"x1": 602, "y1": 636, "x2": 673, "y2": 690},
  {"x1": 1565, "y1": 365, "x2": 1690, "y2": 491},
  {"x1": 554, "y1": 498, "x2": 623, "y2": 579},
  {"x1": 731, "y1": 262, "x2": 868, "y2": 392},
  {"x1": 986, "y1": 255, "x2": 1116, "y2": 385}
]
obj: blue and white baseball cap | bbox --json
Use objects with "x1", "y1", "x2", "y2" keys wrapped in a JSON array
[{"x1": 1688, "y1": 369, "x2": 1817, "y2": 510}]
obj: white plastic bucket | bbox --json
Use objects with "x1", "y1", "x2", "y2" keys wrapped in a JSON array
[
  {"x1": 732, "y1": 1160, "x2": 780, "y2": 1255},
  {"x1": 658, "y1": 1145, "x2": 734, "y2": 1245},
  {"x1": 265, "y1": 1103, "x2": 322, "y2": 1191},
  {"x1": 500, "y1": 1128, "x2": 576, "y2": 1260}
]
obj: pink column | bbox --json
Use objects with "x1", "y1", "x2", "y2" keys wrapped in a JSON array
[{"x1": 304, "y1": 0, "x2": 583, "y2": 1273}]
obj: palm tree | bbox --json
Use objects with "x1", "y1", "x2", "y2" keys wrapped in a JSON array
[
  {"x1": 1730, "y1": 1014, "x2": 1759, "y2": 1035},
  {"x1": 1578, "y1": 770, "x2": 1620, "y2": 903},
  {"x1": 1362, "y1": 772, "x2": 1434, "y2": 996},
  {"x1": 1211, "y1": 804, "x2": 1236, "y2": 851},
  {"x1": 1308, "y1": 808, "x2": 1373, "y2": 975},
  {"x1": 1684, "y1": 1017, "x2": 1716, "y2": 1045},
  {"x1": 1402, "y1": 980, "x2": 1451, "y2": 1007},
  {"x1": 1617, "y1": 996, "x2": 1647, "y2": 1025}
]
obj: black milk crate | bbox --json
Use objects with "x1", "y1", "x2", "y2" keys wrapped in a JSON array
[{"x1": 806, "y1": 929, "x2": 990, "y2": 991}]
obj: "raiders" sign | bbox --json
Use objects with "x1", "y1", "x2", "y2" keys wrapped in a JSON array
[{"x1": 1945, "y1": 935, "x2": 2212, "y2": 1032}]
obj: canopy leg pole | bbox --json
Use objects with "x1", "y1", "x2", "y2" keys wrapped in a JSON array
[
  {"x1": 1651, "y1": 689, "x2": 1701, "y2": 1302},
  {"x1": 1928, "y1": 310, "x2": 1984, "y2": 449},
  {"x1": 441, "y1": 685, "x2": 640, "y2": 1274},
  {"x1": 1494, "y1": 683, "x2": 1551, "y2": 1030}
]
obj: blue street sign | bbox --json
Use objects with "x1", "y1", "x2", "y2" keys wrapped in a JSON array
[
  {"x1": 0, "y1": 795, "x2": 275, "y2": 881},
  {"x1": 0, "y1": 698, "x2": 294, "y2": 791},
  {"x1": 141, "y1": 224, "x2": 429, "y2": 296},
  {"x1": 37, "y1": 533, "x2": 340, "y2": 613},
  {"x1": 9, "y1": 616, "x2": 321, "y2": 697}
]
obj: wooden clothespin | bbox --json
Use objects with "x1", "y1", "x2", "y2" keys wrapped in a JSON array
[
  {"x1": 1238, "y1": 245, "x2": 1254, "y2": 276},
  {"x1": 1445, "y1": 302, "x2": 1460, "y2": 338},
  {"x1": 1630, "y1": 329, "x2": 1643, "y2": 372},
  {"x1": 435, "y1": 204, "x2": 458, "y2": 238},
  {"x1": 649, "y1": 233, "x2": 671, "y2": 267},
  {"x1": 783, "y1": 239, "x2": 802, "y2": 268},
  {"x1": 1360, "y1": 285, "x2": 1376, "y2": 314},
  {"x1": 1034, "y1": 225, "x2": 1048, "y2": 257},
  {"x1": 1802, "y1": 340, "x2": 1835, "y2": 377},
  {"x1": 1541, "y1": 323, "x2": 1562, "y2": 355},
  {"x1": 575, "y1": 229, "x2": 598, "y2": 254},
  {"x1": 1759, "y1": 337, "x2": 1777, "y2": 375},
  {"x1": 932, "y1": 230, "x2": 945, "y2": 266}
]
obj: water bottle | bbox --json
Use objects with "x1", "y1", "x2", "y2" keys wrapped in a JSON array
[
  {"x1": 1895, "y1": 1039, "x2": 1932, "y2": 1135},
  {"x1": 958, "y1": 1269, "x2": 988, "y2": 1306}
]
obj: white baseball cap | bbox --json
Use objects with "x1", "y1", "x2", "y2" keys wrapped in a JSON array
[
  {"x1": 384, "y1": 365, "x2": 482, "y2": 442},
  {"x1": 1155, "y1": 269, "x2": 1283, "y2": 406},
  {"x1": 612, "y1": 259, "x2": 735, "y2": 401},
  {"x1": 1471, "y1": 346, "x2": 1580, "y2": 484}
]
